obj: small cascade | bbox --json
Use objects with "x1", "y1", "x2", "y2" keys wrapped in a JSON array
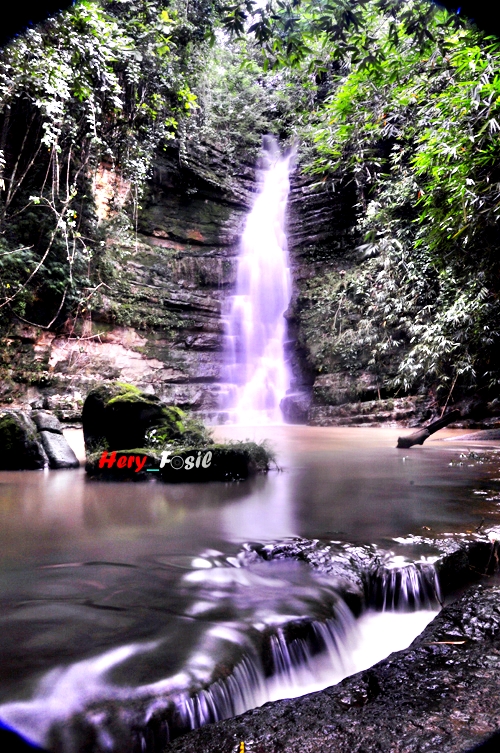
[
  {"x1": 0, "y1": 597, "x2": 359, "y2": 752},
  {"x1": 367, "y1": 560, "x2": 442, "y2": 611},
  {"x1": 156, "y1": 602, "x2": 359, "y2": 740},
  {"x1": 266, "y1": 606, "x2": 354, "y2": 691},
  {"x1": 0, "y1": 554, "x2": 443, "y2": 753},
  {"x1": 174, "y1": 654, "x2": 265, "y2": 732},
  {"x1": 221, "y1": 137, "x2": 293, "y2": 424}
]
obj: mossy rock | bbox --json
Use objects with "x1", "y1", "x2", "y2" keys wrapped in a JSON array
[
  {"x1": 82, "y1": 383, "x2": 274, "y2": 482},
  {"x1": 0, "y1": 410, "x2": 46, "y2": 470},
  {"x1": 82, "y1": 382, "x2": 211, "y2": 453},
  {"x1": 82, "y1": 382, "x2": 166, "y2": 452}
]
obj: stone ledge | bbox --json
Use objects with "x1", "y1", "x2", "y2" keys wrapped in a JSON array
[
  {"x1": 164, "y1": 583, "x2": 500, "y2": 753},
  {"x1": 308, "y1": 396, "x2": 427, "y2": 426}
]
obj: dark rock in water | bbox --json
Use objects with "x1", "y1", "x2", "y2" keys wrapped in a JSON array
[
  {"x1": 0, "y1": 407, "x2": 79, "y2": 470},
  {"x1": 245, "y1": 537, "x2": 448, "y2": 614},
  {"x1": 39, "y1": 430, "x2": 79, "y2": 469},
  {"x1": 82, "y1": 382, "x2": 209, "y2": 453},
  {"x1": 82, "y1": 383, "x2": 166, "y2": 452},
  {"x1": 31, "y1": 410, "x2": 63, "y2": 434},
  {"x1": 0, "y1": 410, "x2": 46, "y2": 469},
  {"x1": 82, "y1": 382, "x2": 267, "y2": 482},
  {"x1": 164, "y1": 584, "x2": 500, "y2": 753},
  {"x1": 280, "y1": 392, "x2": 311, "y2": 423}
]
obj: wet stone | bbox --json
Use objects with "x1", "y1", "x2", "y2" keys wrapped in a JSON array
[
  {"x1": 39, "y1": 431, "x2": 80, "y2": 469},
  {"x1": 0, "y1": 409, "x2": 47, "y2": 470},
  {"x1": 31, "y1": 409, "x2": 63, "y2": 434},
  {"x1": 164, "y1": 584, "x2": 500, "y2": 753}
]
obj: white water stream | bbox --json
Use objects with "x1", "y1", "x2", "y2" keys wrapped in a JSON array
[
  {"x1": 0, "y1": 559, "x2": 439, "y2": 750},
  {"x1": 222, "y1": 139, "x2": 293, "y2": 424}
]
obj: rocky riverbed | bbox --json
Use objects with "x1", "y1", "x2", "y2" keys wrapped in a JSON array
[{"x1": 164, "y1": 581, "x2": 500, "y2": 753}]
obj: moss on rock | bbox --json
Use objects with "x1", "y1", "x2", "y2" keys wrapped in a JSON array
[
  {"x1": 82, "y1": 382, "x2": 213, "y2": 454},
  {"x1": 0, "y1": 410, "x2": 46, "y2": 469}
]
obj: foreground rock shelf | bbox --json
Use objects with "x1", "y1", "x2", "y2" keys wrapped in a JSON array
[
  {"x1": 3, "y1": 534, "x2": 498, "y2": 752},
  {"x1": 165, "y1": 582, "x2": 500, "y2": 753}
]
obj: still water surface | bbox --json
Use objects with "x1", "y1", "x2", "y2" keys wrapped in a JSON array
[{"x1": 0, "y1": 426, "x2": 499, "y2": 748}]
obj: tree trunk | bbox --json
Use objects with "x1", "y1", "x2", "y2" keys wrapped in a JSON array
[{"x1": 397, "y1": 410, "x2": 461, "y2": 449}]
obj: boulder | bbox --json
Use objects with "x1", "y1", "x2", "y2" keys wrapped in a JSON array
[
  {"x1": 31, "y1": 410, "x2": 63, "y2": 434},
  {"x1": 39, "y1": 431, "x2": 79, "y2": 469},
  {"x1": 82, "y1": 383, "x2": 175, "y2": 452},
  {"x1": 0, "y1": 410, "x2": 46, "y2": 470},
  {"x1": 82, "y1": 383, "x2": 212, "y2": 454},
  {"x1": 280, "y1": 391, "x2": 311, "y2": 423}
]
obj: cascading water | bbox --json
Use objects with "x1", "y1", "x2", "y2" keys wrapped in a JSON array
[
  {"x1": 367, "y1": 559, "x2": 443, "y2": 611},
  {"x1": 0, "y1": 552, "x2": 441, "y2": 752},
  {"x1": 221, "y1": 138, "x2": 293, "y2": 424}
]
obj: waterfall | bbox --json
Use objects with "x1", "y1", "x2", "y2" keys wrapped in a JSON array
[
  {"x1": 367, "y1": 561, "x2": 442, "y2": 611},
  {"x1": 222, "y1": 138, "x2": 293, "y2": 424}
]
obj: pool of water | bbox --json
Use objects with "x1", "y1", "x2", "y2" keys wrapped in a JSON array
[{"x1": 0, "y1": 426, "x2": 499, "y2": 749}]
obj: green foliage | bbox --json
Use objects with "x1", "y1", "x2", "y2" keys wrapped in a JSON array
[
  {"x1": 186, "y1": 41, "x2": 293, "y2": 157},
  {"x1": 145, "y1": 406, "x2": 214, "y2": 448},
  {"x1": 0, "y1": 0, "x2": 209, "y2": 329},
  {"x1": 204, "y1": 439, "x2": 276, "y2": 472},
  {"x1": 224, "y1": 438, "x2": 277, "y2": 472},
  {"x1": 289, "y1": 1, "x2": 500, "y2": 401},
  {"x1": 223, "y1": 0, "x2": 457, "y2": 72}
]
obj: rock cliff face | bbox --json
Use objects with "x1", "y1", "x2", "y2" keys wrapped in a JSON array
[
  {"x1": 0, "y1": 141, "x2": 257, "y2": 419},
  {"x1": 0, "y1": 138, "x2": 368, "y2": 426},
  {"x1": 0, "y1": 138, "x2": 478, "y2": 427}
]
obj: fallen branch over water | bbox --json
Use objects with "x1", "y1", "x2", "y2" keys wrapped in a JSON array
[{"x1": 397, "y1": 409, "x2": 461, "y2": 449}]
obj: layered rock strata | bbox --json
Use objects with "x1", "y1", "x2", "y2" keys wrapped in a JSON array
[{"x1": 0, "y1": 141, "x2": 257, "y2": 419}]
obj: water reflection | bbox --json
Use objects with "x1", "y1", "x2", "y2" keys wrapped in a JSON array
[
  {"x1": 0, "y1": 426, "x2": 499, "y2": 750},
  {"x1": 1, "y1": 427, "x2": 498, "y2": 562},
  {"x1": 222, "y1": 472, "x2": 297, "y2": 540}
]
